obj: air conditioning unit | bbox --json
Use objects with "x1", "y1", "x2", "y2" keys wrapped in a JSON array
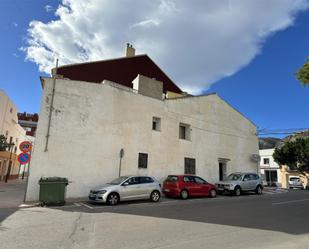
[{"x1": 251, "y1": 154, "x2": 261, "y2": 162}]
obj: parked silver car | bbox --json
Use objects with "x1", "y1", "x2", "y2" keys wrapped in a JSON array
[
  {"x1": 88, "y1": 176, "x2": 161, "y2": 205},
  {"x1": 215, "y1": 172, "x2": 263, "y2": 196}
]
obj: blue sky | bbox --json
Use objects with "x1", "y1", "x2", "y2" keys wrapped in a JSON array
[{"x1": 0, "y1": 0, "x2": 308, "y2": 137}]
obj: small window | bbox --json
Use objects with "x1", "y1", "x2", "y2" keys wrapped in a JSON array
[
  {"x1": 179, "y1": 123, "x2": 191, "y2": 140},
  {"x1": 263, "y1": 158, "x2": 270, "y2": 165},
  {"x1": 184, "y1": 158, "x2": 196, "y2": 174},
  {"x1": 138, "y1": 153, "x2": 148, "y2": 168},
  {"x1": 244, "y1": 174, "x2": 250, "y2": 181},
  {"x1": 194, "y1": 176, "x2": 206, "y2": 184},
  {"x1": 125, "y1": 177, "x2": 140, "y2": 185},
  {"x1": 140, "y1": 177, "x2": 154, "y2": 183},
  {"x1": 165, "y1": 175, "x2": 178, "y2": 182},
  {"x1": 152, "y1": 117, "x2": 161, "y2": 131},
  {"x1": 183, "y1": 176, "x2": 195, "y2": 182},
  {"x1": 10, "y1": 108, "x2": 13, "y2": 113}
]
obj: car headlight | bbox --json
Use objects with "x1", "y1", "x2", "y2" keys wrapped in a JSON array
[{"x1": 97, "y1": 190, "x2": 107, "y2": 194}]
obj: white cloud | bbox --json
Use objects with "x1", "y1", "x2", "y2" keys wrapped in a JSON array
[
  {"x1": 24, "y1": 0, "x2": 309, "y2": 93},
  {"x1": 12, "y1": 22, "x2": 18, "y2": 27}
]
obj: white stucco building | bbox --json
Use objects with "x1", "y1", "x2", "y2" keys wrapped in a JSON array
[
  {"x1": 259, "y1": 148, "x2": 281, "y2": 186},
  {"x1": 25, "y1": 47, "x2": 259, "y2": 201}
]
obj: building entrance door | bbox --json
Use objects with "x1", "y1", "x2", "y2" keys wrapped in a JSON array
[
  {"x1": 265, "y1": 170, "x2": 278, "y2": 186},
  {"x1": 219, "y1": 161, "x2": 227, "y2": 181}
]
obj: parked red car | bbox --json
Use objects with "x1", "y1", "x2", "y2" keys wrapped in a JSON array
[{"x1": 162, "y1": 175, "x2": 217, "y2": 199}]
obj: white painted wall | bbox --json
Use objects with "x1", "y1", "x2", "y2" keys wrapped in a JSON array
[
  {"x1": 259, "y1": 148, "x2": 281, "y2": 184},
  {"x1": 26, "y1": 78, "x2": 258, "y2": 201}
]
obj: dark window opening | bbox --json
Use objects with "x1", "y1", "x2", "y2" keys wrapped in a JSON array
[
  {"x1": 184, "y1": 158, "x2": 196, "y2": 174},
  {"x1": 138, "y1": 153, "x2": 148, "y2": 168},
  {"x1": 263, "y1": 158, "x2": 270, "y2": 165},
  {"x1": 179, "y1": 123, "x2": 190, "y2": 140}
]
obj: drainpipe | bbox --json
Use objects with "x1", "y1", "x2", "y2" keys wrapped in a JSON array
[{"x1": 44, "y1": 59, "x2": 58, "y2": 152}]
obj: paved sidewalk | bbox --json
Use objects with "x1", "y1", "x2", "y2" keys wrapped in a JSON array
[{"x1": 0, "y1": 179, "x2": 27, "y2": 208}]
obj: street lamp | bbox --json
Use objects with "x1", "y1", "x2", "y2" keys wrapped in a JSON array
[{"x1": 5, "y1": 142, "x2": 15, "y2": 183}]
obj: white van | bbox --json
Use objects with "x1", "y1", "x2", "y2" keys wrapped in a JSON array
[{"x1": 288, "y1": 176, "x2": 303, "y2": 189}]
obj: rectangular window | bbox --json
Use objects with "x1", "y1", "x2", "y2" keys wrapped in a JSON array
[
  {"x1": 152, "y1": 117, "x2": 161, "y2": 131},
  {"x1": 179, "y1": 123, "x2": 191, "y2": 140},
  {"x1": 263, "y1": 158, "x2": 270, "y2": 165},
  {"x1": 138, "y1": 153, "x2": 148, "y2": 169},
  {"x1": 184, "y1": 158, "x2": 196, "y2": 174}
]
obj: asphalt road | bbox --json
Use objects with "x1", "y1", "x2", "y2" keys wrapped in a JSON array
[{"x1": 1, "y1": 189, "x2": 309, "y2": 249}]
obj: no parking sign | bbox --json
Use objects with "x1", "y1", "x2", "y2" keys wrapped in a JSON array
[{"x1": 18, "y1": 153, "x2": 31, "y2": 164}]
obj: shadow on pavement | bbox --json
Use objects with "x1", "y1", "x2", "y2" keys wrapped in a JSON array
[
  {"x1": 57, "y1": 190, "x2": 309, "y2": 235},
  {"x1": 0, "y1": 179, "x2": 27, "y2": 222}
]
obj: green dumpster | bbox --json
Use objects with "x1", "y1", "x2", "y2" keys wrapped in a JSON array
[{"x1": 39, "y1": 177, "x2": 69, "y2": 206}]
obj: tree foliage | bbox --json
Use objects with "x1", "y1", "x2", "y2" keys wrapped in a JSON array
[
  {"x1": 273, "y1": 138, "x2": 309, "y2": 174},
  {"x1": 0, "y1": 135, "x2": 8, "y2": 151},
  {"x1": 296, "y1": 57, "x2": 309, "y2": 86}
]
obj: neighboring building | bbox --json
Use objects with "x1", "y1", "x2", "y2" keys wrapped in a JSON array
[
  {"x1": 259, "y1": 148, "x2": 281, "y2": 187},
  {"x1": 18, "y1": 112, "x2": 39, "y2": 137},
  {"x1": 25, "y1": 45, "x2": 259, "y2": 201},
  {"x1": 0, "y1": 90, "x2": 29, "y2": 181}
]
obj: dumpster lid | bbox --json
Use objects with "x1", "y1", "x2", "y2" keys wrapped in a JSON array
[{"x1": 39, "y1": 177, "x2": 68, "y2": 183}]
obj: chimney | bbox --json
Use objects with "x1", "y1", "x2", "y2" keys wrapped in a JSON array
[{"x1": 125, "y1": 43, "x2": 135, "y2": 57}]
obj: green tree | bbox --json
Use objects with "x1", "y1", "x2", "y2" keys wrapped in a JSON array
[
  {"x1": 296, "y1": 57, "x2": 309, "y2": 86},
  {"x1": 273, "y1": 138, "x2": 309, "y2": 174},
  {"x1": 0, "y1": 135, "x2": 8, "y2": 151}
]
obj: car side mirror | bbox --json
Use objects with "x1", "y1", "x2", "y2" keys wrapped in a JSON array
[
  {"x1": 243, "y1": 178, "x2": 248, "y2": 182},
  {"x1": 122, "y1": 182, "x2": 129, "y2": 186}
]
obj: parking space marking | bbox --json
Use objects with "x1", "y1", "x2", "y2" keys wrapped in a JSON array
[
  {"x1": 272, "y1": 198, "x2": 309, "y2": 205},
  {"x1": 78, "y1": 202, "x2": 94, "y2": 209},
  {"x1": 73, "y1": 203, "x2": 81, "y2": 206}
]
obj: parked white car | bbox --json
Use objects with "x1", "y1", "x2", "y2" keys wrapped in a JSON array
[
  {"x1": 215, "y1": 172, "x2": 263, "y2": 196},
  {"x1": 89, "y1": 176, "x2": 161, "y2": 205}
]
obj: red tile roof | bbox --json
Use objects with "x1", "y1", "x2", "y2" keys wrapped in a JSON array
[{"x1": 56, "y1": 55, "x2": 182, "y2": 94}]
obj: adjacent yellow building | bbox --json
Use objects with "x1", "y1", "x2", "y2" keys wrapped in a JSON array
[{"x1": 0, "y1": 90, "x2": 29, "y2": 181}]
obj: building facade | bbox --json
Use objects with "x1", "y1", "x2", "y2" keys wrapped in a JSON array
[
  {"x1": 18, "y1": 112, "x2": 39, "y2": 137},
  {"x1": 0, "y1": 90, "x2": 29, "y2": 181},
  {"x1": 259, "y1": 148, "x2": 281, "y2": 187},
  {"x1": 26, "y1": 72, "x2": 259, "y2": 201}
]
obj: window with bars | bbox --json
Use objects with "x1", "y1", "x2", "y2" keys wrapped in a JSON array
[
  {"x1": 184, "y1": 158, "x2": 196, "y2": 174},
  {"x1": 138, "y1": 153, "x2": 148, "y2": 169}
]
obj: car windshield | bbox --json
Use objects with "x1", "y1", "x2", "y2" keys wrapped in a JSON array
[
  {"x1": 227, "y1": 173, "x2": 242, "y2": 181},
  {"x1": 107, "y1": 176, "x2": 129, "y2": 185}
]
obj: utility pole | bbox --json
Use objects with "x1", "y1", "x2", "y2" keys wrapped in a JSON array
[{"x1": 119, "y1": 148, "x2": 124, "y2": 177}]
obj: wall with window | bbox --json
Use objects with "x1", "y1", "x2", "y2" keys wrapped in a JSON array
[
  {"x1": 259, "y1": 148, "x2": 281, "y2": 185},
  {"x1": 0, "y1": 90, "x2": 29, "y2": 180},
  {"x1": 26, "y1": 78, "x2": 258, "y2": 201}
]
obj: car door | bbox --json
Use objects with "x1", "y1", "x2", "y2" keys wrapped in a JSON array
[
  {"x1": 139, "y1": 176, "x2": 154, "y2": 198},
  {"x1": 249, "y1": 174, "x2": 258, "y2": 190},
  {"x1": 242, "y1": 174, "x2": 251, "y2": 191},
  {"x1": 119, "y1": 177, "x2": 142, "y2": 200},
  {"x1": 194, "y1": 176, "x2": 210, "y2": 196},
  {"x1": 183, "y1": 176, "x2": 198, "y2": 196}
]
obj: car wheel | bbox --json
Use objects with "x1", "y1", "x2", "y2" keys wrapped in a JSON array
[
  {"x1": 180, "y1": 189, "x2": 188, "y2": 199},
  {"x1": 150, "y1": 191, "x2": 161, "y2": 202},
  {"x1": 255, "y1": 185, "x2": 263, "y2": 195},
  {"x1": 107, "y1": 193, "x2": 119, "y2": 205},
  {"x1": 234, "y1": 186, "x2": 241, "y2": 196},
  {"x1": 209, "y1": 189, "x2": 217, "y2": 198}
]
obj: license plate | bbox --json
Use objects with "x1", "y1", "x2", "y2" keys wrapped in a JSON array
[{"x1": 164, "y1": 189, "x2": 170, "y2": 192}]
